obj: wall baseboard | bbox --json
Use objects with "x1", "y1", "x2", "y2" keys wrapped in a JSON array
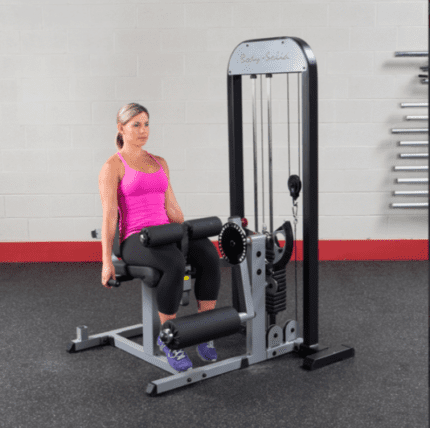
[{"x1": 0, "y1": 240, "x2": 428, "y2": 263}]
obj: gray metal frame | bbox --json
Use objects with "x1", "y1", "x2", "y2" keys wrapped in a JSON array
[{"x1": 69, "y1": 216, "x2": 303, "y2": 395}]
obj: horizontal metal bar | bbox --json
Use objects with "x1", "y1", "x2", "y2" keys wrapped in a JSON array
[
  {"x1": 401, "y1": 103, "x2": 428, "y2": 108},
  {"x1": 421, "y1": 79, "x2": 428, "y2": 84},
  {"x1": 113, "y1": 334, "x2": 177, "y2": 374},
  {"x1": 406, "y1": 116, "x2": 428, "y2": 121},
  {"x1": 395, "y1": 51, "x2": 428, "y2": 57},
  {"x1": 391, "y1": 203, "x2": 428, "y2": 208},
  {"x1": 151, "y1": 355, "x2": 251, "y2": 395},
  {"x1": 394, "y1": 190, "x2": 428, "y2": 196},
  {"x1": 399, "y1": 141, "x2": 428, "y2": 146},
  {"x1": 394, "y1": 166, "x2": 428, "y2": 171},
  {"x1": 392, "y1": 128, "x2": 428, "y2": 134},
  {"x1": 397, "y1": 178, "x2": 428, "y2": 184},
  {"x1": 399, "y1": 153, "x2": 428, "y2": 158}
]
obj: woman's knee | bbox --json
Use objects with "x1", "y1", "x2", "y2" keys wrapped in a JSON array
[{"x1": 188, "y1": 239, "x2": 219, "y2": 264}]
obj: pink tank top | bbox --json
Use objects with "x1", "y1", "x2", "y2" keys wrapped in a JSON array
[{"x1": 116, "y1": 151, "x2": 170, "y2": 244}]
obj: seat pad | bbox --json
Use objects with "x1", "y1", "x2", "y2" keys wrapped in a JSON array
[{"x1": 112, "y1": 259, "x2": 161, "y2": 288}]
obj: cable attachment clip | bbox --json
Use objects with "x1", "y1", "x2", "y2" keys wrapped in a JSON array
[{"x1": 292, "y1": 202, "x2": 299, "y2": 225}]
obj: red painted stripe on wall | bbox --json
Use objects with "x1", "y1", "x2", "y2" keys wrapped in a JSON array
[{"x1": 0, "y1": 240, "x2": 428, "y2": 263}]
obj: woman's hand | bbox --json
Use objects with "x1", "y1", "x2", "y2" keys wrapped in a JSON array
[{"x1": 102, "y1": 262, "x2": 116, "y2": 289}]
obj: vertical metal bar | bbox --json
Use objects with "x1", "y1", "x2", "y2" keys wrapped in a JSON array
[
  {"x1": 260, "y1": 75, "x2": 265, "y2": 228},
  {"x1": 227, "y1": 74, "x2": 246, "y2": 315},
  {"x1": 428, "y1": 28, "x2": 430, "y2": 392},
  {"x1": 298, "y1": 73, "x2": 301, "y2": 178},
  {"x1": 287, "y1": 74, "x2": 291, "y2": 177},
  {"x1": 251, "y1": 75, "x2": 259, "y2": 232},
  {"x1": 227, "y1": 74, "x2": 244, "y2": 219},
  {"x1": 266, "y1": 74, "x2": 274, "y2": 235},
  {"x1": 142, "y1": 282, "x2": 159, "y2": 357},
  {"x1": 301, "y1": 54, "x2": 319, "y2": 349}
]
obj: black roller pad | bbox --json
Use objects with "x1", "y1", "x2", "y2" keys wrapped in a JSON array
[{"x1": 162, "y1": 307, "x2": 241, "y2": 350}]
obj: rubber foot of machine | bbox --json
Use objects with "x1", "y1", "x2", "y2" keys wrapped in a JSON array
[
  {"x1": 66, "y1": 342, "x2": 76, "y2": 353},
  {"x1": 299, "y1": 344, "x2": 355, "y2": 371},
  {"x1": 146, "y1": 383, "x2": 157, "y2": 397}
]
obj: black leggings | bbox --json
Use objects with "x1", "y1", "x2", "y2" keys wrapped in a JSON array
[{"x1": 120, "y1": 233, "x2": 221, "y2": 315}]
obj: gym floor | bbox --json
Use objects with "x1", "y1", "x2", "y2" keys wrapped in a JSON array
[{"x1": 1, "y1": 260, "x2": 427, "y2": 428}]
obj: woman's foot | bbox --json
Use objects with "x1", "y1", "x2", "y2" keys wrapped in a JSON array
[
  {"x1": 157, "y1": 336, "x2": 193, "y2": 372},
  {"x1": 196, "y1": 341, "x2": 217, "y2": 362}
]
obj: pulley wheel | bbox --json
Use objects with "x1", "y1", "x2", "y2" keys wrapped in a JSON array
[
  {"x1": 288, "y1": 175, "x2": 302, "y2": 201},
  {"x1": 218, "y1": 222, "x2": 247, "y2": 265}
]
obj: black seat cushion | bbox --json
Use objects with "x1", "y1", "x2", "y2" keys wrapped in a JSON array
[{"x1": 112, "y1": 259, "x2": 161, "y2": 288}]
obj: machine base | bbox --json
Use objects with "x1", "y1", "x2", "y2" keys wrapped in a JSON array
[{"x1": 299, "y1": 344, "x2": 355, "y2": 370}]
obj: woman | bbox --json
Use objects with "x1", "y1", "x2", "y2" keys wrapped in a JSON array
[{"x1": 98, "y1": 103, "x2": 221, "y2": 372}]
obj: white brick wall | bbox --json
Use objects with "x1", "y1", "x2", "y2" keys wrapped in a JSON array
[{"x1": 0, "y1": 0, "x2": 427, "y2": 242}]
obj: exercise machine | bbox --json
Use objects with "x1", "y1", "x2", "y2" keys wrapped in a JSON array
[{"x1": 67, "y1": 36, "x2": 354, "y2": 396}]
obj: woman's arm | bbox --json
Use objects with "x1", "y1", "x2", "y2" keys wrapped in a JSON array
[
  {"x1": 98, "y1": 160, "x2": 119, "y2": 262},
  {"x1": 159, "y1": 157, "x2": 184, "y2": 224}
]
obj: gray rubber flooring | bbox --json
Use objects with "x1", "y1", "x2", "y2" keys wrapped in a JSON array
[{"x1": 1, "y1": 261, "x2": 428, "y2": 428}]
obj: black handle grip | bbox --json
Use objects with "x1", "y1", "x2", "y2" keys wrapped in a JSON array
[{"x1": 108, "y1": 279, "x2": 121, "y2": 287}]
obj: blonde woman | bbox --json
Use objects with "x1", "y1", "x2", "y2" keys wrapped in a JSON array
[{"x1": 98, "y1": 103, "x2": 221, "y2": 372}]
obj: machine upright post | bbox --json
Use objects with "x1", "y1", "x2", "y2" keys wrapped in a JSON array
[
  {"x1": 300, "y1": 44, "x2": 320, "y2": 352},
  {"x1": 227, "y1": 74, "x2": 245, "y2": 219},
  {"x1": 227, "y1": 74, "x2": 247, "y2": 314}
]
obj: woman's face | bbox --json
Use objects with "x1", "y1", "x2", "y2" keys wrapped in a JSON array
[{"x1": 119, "y1": 112, "x2": 150, "y2": 144}]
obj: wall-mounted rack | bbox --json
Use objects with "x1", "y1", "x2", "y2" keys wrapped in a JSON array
[{"x1": 391, "y1": 52, "x2": 428, "y2": 209}]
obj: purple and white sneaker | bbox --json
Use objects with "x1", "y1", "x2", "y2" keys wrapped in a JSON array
[
  {"x1": 157, "y1": 336, "x2": 193, "y2": 372},
  {"x1": 196, "y1": 341, "x2": 217, "y2": 362}
]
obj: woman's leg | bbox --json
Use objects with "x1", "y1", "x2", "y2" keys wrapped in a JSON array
[
  {"x1": 187, "y1": 238, "x2": 221, "y2": 313},
  {"x1": 120, "y1": 233, "x2": 186, "y2": 323}
]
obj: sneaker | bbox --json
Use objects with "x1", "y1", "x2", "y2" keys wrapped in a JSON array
[
  {"x1": 157, "y1": 335, "x2": 193, "y2": 372},
  {"x1": 196, "y1": 341, "x2": 217, "y2": 362}
]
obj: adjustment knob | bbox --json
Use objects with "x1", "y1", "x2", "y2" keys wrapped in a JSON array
[
  {"x1": 218, "y1": 222, "x2": 247, "y2": 265},
  {"x1": 159, "y1": 328, "x2": 174, "y2": 345}
]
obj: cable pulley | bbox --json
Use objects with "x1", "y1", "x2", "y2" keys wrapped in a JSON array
[{"x1": 288, "y1": 174, "x2": 302, "y2": 202}]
